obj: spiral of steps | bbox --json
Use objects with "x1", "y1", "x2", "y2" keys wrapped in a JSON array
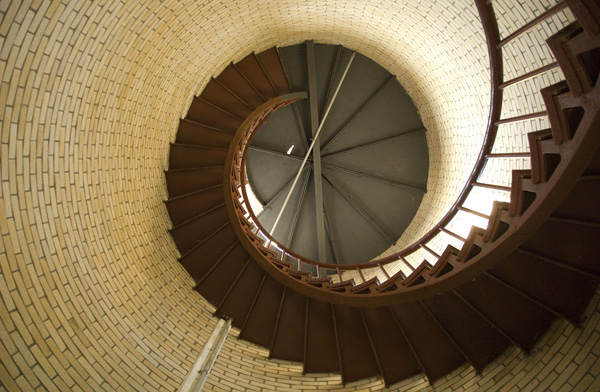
[{"x1": 165, "y1": 4, "x2": 600, "y2": 386}]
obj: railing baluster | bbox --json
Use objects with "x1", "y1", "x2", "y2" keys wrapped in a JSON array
[
  {"x1": 440, "y1": 227, "x2": 467, "y2": 242},
  {"x1": 379, "y1": 263, "x2": 390, "y2": 279},
  {"x1": 497, "y1": 2, "x2": 568, "y2": 48},
  {"x1": 419, "y1": 244, "x2": 439, "y2": 265},
  {"x1": 399, "y1": 255, "x2": 415, "y2": 272},
  {"x1": 357, "y1": 268, "x2": 366, "y2": 284},
  {"x1": 499, "y1": 62, "x2": 559, "y2": 89},
  {"x1": 473, "y1": 181, "x2": 512, "y2": 192},
  {"x1": 495, "y1": 110, "x2": 547, "y2": 125},
  {"x1": 486, "y1": 152, "x2": 530, "y2": 158},
  {"x1": 458, "y1": 206, "x2": 491, "y2": 220}
]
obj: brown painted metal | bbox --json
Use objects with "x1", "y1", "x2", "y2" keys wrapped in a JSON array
[
  {"x1": 422, "y1": 291, "x2": 510, "y2": 373},
  {"x1": 361, "y1": 307, "x2": 421, "y2": 386},
  {"x1": 332, "y1": 305, "x2": 379, "y2": 383},
  {"x1": 270, "y1": 288, "x2": 306, "y2": 362},
  {"x1": 168, "y1": 143, "x2": 228, "y2": 169},
  {"x1": 565, "y1": 0, "x2": 600, "y2": 40},
  {"x1": 497, "y1": 1, "x2": 568, "y2": 48},
  {"x1": 455, "y1": 274, "x2": 555, "y2": 351},
  {"x1": 169, "y1": 204, "x2": 229, "y2": 252},
  {"x1": 240, "y1": 276, "x2": 283, "y2": 347},
  {"x1": 165, "y1": 167, "x2": 224, "y2": 197},
  {"x1": 165, "y1": 185, "x2": 224, "y2": 226},
  {"x1": 187, "y1": 97, "x2": 243, "y2": 131},
  {"x1": 215, "y1": 261, "x2": 265, "y2": 328},
  {"x1": 303, "y1": 299, "x2": 339, "y2": 374},
  {"x1": 391, "y1": 301, "x2": 465, "y2": 382},
  {"x1": 175, "y1": 119, "x2": 233, "y2": 148},
  {"x1": 256, "y1": 47, "x2": 293, "y2": 96},
  {"x1": 166, "y1": 15, "x2": 600, "y2": 384},
  {"x1": 194, "y1": 241, "x2": 248, "y2": 305},
  {"x1": 179, "y1": 223, "x2": 237, "y2": 279},
  {"x1": 488, "y1": 249, "x2": 598, "y2": 323},
  {"x1": 236, "y1": 53, "x2": 279, "y2": 101},
  {"x1": 201, "y1": 78, "x2": 254, "y2": 119},
  {"x1": 217, "y1": 63, "x2": 265, "y2": 109}
]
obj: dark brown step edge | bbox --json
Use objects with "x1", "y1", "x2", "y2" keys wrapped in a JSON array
[
  {"x1": 177, "y1": 221, "x2": 232, "y2": 261},
  {"x1": 169, "y1": 202, "x2": 226, "y2": 233},
  {"x1": 193, "y1": 239, "x2": 242, "y2": 288},
  {"x1": 164, "y1": 183, "x2": 223, "y2": 204},
  {"x1": 193, "y1": 95, "x2": 245, "y2": 122}
]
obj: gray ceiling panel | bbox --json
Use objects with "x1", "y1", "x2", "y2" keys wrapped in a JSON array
[{"x1": 247, "y1": 42, "x2": 429, "y2": 265}]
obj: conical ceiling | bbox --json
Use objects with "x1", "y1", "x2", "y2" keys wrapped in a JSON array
[{"x1": 246, "y1": 42, "x2": 429, "y2": 265}]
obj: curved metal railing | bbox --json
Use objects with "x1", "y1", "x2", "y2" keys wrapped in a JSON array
[{"x1": 224, "y1": 0, "x2": 598, "y2": 305}]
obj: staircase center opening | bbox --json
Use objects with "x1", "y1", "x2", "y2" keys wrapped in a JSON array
[{"x1": 245, "y1": 43, "x2": 429, "y2": 265}]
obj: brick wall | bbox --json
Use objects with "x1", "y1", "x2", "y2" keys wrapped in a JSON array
[{"x1": 0, "y1": 0, "x2": 597, "y2": 391}]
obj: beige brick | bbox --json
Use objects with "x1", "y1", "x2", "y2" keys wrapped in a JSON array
[{"x1": 0, "y1": 0, "x2": 597, "y2": 391}]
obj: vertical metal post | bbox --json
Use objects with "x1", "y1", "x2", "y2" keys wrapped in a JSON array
[
  {"x1": 269, "y1": 50, "x2": 355, "y2": 237},
  {"x1": 307, "y1": 41, "x2": 328, "y2": 262}
]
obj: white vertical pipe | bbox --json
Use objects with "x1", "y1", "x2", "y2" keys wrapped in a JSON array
[
  {"x1": 270, "y1": 51, "x2": 356, "y2": 236},
  {"x1": 180, "y1": 318, "x2": 232, "y2": 392}
]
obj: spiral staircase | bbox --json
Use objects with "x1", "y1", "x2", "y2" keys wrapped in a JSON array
[{"x1": 165, "y1": 0, "x2": 600, "y2": 387}]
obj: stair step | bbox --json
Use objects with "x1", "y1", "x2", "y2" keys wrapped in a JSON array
[
  {"x1": 179, "y1": 223, "x2": 238, "y2": 281},
  {"x1": 361, "y1": 307, "x2": 420, "y2": 387},
  {"x1": 165, "y1": 166, "x2": 224, "y2": 197},
  {"x1": 239, "y1": 276, "x2": 284, "y2": 347},
  {"x1": 236, "y1": 53, "x2": 279, "y2": 101},
  {"x1": 187, "y1": 97, "x2": 243, "y2": 132},
  {"x1": 333, "y1": 305, "x2": 380, "y2": 384},
  {"x1": 521, "y1": 217, "x2": 600, "y2": 275},
  {"x1": 565, "y1": 0, "x2": 600, "y2": 38},
  {"x1": 217, "y1": 63, "x2": 266, "y2": 109},
  {"x1": 270, "y1": 289, "x2": 306, "y2": 362},
  {"x1": 552, "y1": 176, "x2": 600, "y2": 224},
  {"x1": 170, "y1": 204, "x2": 229, "y2": 253},
  {"x1": 169, "y1": 144, "x2": 228, "y2": 170},
  {"x1": 216, "y1": 261, "x2": 265, "y2": 328},
  {"x1": 391, "y1": 301, "x2": 466, "y2": 382},
  {"x1": 487, "y1": 250, "x2": 598, "y2": 323},
  {"x1": 454, "y1": 274, "x2": 555, "y2": 351},
  {"x1": 200, "y1": 78, "x2": 254, "y2": 119},
  {"x1": 527, "y1": 128, "x2": 558, "y2": 184},
  {"x1": 547, "y1": 20, "x2": 600, "y2": 97},
  {"x1": 508, "y1": 170, "x2": 535, "y2": 217},
  {"x1": 541, "y1": 80, "x2": 584, "y2": 144},
  {"x1": 304, "y1": 299, "x2": 339, "y2": 374},
  {"x1": 165, "y1": 185, "x2": 224, "y2": 226},
  {"x1": 256, "y1": 47, "x2": 293, "y2": 96},
  {"x1": 175, "y1": 119, "x2": 233, "y2": 148},
  {"x1": 194, "y1": 242, "x2": 250, "y2": 306},
  {"x1": 422, "y1": 291, "x2": 511, "y2": 373}
]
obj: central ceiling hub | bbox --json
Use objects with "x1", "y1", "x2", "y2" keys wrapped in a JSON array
[{"x1": 246, "y1": 42, "x2": 428, "y2": 265}]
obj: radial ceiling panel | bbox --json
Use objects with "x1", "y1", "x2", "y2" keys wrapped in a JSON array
[
  {"x1": 250, "y1": 104, "x2": 309, "y2": 157},
  {"x1": 319, "y1": 50, "x2": 392, "y2": 147},
  {"x1": 257, "y1": 167, "x2": 311, "y2": 246},
  {"x1": 321, "y1": 82, "x2": 425, "y2": 155},
  {"x1": 322, "y1": 131, "x2": 429, "y2": 190},
  {"x1": 322, "y1": 178, "x2": 392, "y2": 265},
  {"x1": 321, "y1": 165, "x2": 425, "y2": 243},
  {"x1": 246, "y1": 148, "x2": 303, "y2": 204},
  {"x1": 246, "y1": 42, "x2": 429, "y2": 264}
]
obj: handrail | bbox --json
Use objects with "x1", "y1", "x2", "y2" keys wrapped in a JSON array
[
  {"x1": 234, "y1": 0, "x2": 506, "y2": 270},
  {"x1": 222, "y1": 0, "x2": 597, "y2": 305}
]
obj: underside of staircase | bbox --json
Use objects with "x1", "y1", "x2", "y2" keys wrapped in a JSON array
[{"x1": 165, "y1": 1, "x2": 600, "y2": 387}]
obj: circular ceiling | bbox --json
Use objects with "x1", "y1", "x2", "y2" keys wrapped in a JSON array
[{"x1": 246, "y1": 43, "x2": 428, "y2": 264}]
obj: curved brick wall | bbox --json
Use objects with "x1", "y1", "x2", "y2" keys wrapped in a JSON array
[{"x1": 0, "y1": 1, "x2": 598, "y2": 391}]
